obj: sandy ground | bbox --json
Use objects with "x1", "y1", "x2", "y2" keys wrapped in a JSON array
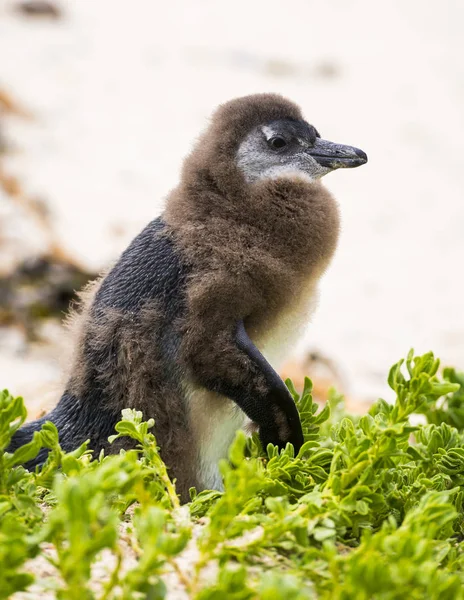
[{"x1": 1, "y1": 0, "x2": 463, "y2": 410}]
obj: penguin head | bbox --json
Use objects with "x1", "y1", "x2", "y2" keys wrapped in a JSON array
[
  {"x1": 182, "y1": 94, "x2": 366, "y2": 193},
  {"x1": 236, "y1": 117, "x2": 367, "y2": 184}
]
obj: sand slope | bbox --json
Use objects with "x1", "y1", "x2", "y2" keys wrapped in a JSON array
[{"x1": 0, "y1": 0, "x2": 463, "y2": 404}]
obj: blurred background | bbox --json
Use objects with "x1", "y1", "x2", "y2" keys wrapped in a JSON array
[{"x1": 0, "y1": 0, "x2": 463, "y2": 417}]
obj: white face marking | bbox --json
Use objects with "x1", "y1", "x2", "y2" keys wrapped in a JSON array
[
  {"x1": 254, "y1": 127, "x2": 316, "y2": 182},
  {"x1": 261, "y1": 125, "x2": 276, "y2": 139},
  {"x1": 260, "y1": 165, "x2": 315, "y2": 183},
  {"x1": 236, "y1": 126, "x2": 331, "y2": 185}
]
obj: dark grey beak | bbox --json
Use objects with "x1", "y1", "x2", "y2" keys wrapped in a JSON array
[{"x1": 307, "y1": 138, "x2": 368, "y2": 170}]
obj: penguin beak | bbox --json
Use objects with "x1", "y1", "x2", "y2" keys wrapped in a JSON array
[{"x1": 307, "y1": 138, "x2": 368, "y2": 170}]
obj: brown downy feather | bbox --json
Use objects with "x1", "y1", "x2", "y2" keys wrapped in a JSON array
[
  {"x1": 164, "y1": 93, "x2": 340, "y2": 382},
  {"x1": 65, "y1": 289, "x2": 193, "y2": 497}
]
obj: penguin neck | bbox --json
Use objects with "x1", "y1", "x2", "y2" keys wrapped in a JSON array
[{"x1": 164, "y1": 173, "x2": 340, "y2": 284}]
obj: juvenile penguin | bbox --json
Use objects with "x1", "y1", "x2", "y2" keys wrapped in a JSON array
[{"x1": 8, "y1": 94, "x2": 367, "y2": 501}]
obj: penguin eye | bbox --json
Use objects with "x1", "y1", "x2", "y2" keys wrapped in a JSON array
[{"x1": 268, "y1": 136, "x2": 287, "y2": 150}]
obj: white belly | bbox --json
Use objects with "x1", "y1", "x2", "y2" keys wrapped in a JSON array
[{"x1": 184, "y1": 382, "x2": 248, "y2": 491}]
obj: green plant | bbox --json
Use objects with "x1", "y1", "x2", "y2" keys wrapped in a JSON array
[{"x1": 1, "y1": 351, "x2": 464, "y2": 599}]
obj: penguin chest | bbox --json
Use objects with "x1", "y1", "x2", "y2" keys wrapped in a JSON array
[{"x1": 252, "y1": 279, "x2": 320, "y2": 369}]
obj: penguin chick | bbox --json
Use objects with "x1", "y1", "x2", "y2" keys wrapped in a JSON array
[{"x1": 8, "y1": 94, "x2": 367, "y2": 501}]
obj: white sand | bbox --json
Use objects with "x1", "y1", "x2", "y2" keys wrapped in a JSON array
[{"x1": 1, "y1": 0, "x2": 463, "y2": 405}]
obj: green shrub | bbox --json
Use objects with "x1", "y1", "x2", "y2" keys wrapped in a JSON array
[{"x1": 1, "y1": 351, "x2": 464, "y2": 599}]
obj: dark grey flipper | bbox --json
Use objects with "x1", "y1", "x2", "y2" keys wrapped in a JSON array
[{"x1": 194, "y1": 319, "x2": 304, "y2": 453}]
